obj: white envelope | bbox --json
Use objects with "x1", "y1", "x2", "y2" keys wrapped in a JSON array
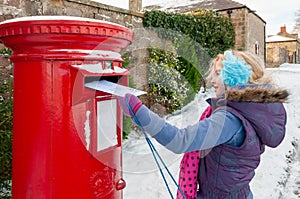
[{"x1": 85, "y1": 80, "x2": 147, "y2": 97}]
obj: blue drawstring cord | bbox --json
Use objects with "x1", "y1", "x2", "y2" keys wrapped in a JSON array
[{"x1": 125, "y1": 98, "x2": 187, "y2": 199}]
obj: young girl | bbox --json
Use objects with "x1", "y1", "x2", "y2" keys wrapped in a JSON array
[{"x1": 120, "y1": 50, "x2": 289, "y2": 199}]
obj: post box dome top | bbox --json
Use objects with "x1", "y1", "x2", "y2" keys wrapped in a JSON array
[
  {"x1": 0, "y1": 16, "x2": 125, "y2": 27},
  {"x1": 0, "y1": 16, "x2": 134, "y2": 56},
  {"x1": 0, "y1": 16, "x2": 133, "y2": 41}
]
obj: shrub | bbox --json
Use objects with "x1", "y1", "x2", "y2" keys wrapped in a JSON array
[
  {"x1": 0, "y1": 73, "x2": 13, "y2": 198},
  {"x1": 121, "y1": 53, "x2": 135, "y2": 139},
  {"x1": 143, "y1": 10, "x2": 235, "y2": 57},
  {"x1": 147, "y1": 47, "x2": 193, "y2": 113},
  {"x1": 142, "y1": 10, "x2": 235, "y2": 113}
]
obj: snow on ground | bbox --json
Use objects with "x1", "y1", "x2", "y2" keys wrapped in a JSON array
[{"x1": 123, "y1": 64, "x2": 300, "y2": 199}]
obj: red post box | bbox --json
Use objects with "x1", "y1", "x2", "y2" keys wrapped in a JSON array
[{"x1": 0, "y1": 16, "x2": 134, "y2": 199}]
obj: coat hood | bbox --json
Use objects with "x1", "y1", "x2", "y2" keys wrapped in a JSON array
[
  {"x1": 226, "y1": 84, "x2": 289, "y2": 103},
  {"x1": 210, "y1": 85, "x2": 289, "y2": 148}
]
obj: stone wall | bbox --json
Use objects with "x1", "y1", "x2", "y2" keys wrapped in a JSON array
[
  {"x1": 266, "y1": 26, "x2": 300, "y2": 67},
  {"x1": 0, "y1": 0, "x2": 21, "y2": 81},
  {"x1": 247, "y1": 12, "x2": 265, "y2": 60},
  {"x1": 219, "y1": 8, "x2": 247, "y2": 51},
  {"x1": 266, "y1": 41, "x2": 298, "y2": 67},
  {"x1": 219, "y1": 7, "x2": 265, "y2": 63},
  {"x1": 266, "y1": 46, "x2": 289, "y2": 67},
  {"x1": 0, "y1": 44, "x2": 13, "y2": 88},
  {"x1": 0, "y1": 0, "x2": 144, "y2": 27}
]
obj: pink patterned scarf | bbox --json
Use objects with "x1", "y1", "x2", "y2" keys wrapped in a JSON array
[{"x1": 176, "y1": 106, "x2": 212, "y2": 199}]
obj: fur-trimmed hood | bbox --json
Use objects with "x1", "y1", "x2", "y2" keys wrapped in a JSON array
[
  {"x1": 226, "y1": 85, "x2": 289, "y2": 103},
  {"x1": 209, "y1": 84, "x2": 289, "y2": 148}
]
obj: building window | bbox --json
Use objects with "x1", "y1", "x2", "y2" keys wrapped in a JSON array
[{"x1": 255, "y1": 41, "x2": 259, "y2": 55}]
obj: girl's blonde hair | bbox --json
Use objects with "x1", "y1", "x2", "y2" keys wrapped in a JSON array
[
  {"x1": 206, "y1": 50, "x2": 273, "y2": 85},
  {"x1": 206, "y1": 53, "x2": 225, "y2": 85}
]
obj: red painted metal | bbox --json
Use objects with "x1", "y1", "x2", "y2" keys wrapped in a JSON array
[{"x1": 0, "y1": 16, "x2": 134, "y2": 199}]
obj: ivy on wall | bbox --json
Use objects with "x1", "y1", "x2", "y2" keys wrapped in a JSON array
[
  {"x1": 0, "y1": 77, "x2": 12, "y2": 198},
  {"x1": 143, "y1": 10, "x2": 235, "y2": 57},
  {"x1": 0, "y1": 47, "x2": 13, "y2": 198},
  {"x1": 142, "y1": 10, "x2": 235, "y2": 113}
]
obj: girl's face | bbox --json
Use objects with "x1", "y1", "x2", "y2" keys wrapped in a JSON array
[{"x1": 211, "y1": 59, "x2": 226, "y2": 97}]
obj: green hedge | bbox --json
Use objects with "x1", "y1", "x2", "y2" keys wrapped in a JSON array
[
  {"x1": 147, "y1": 47, "x2": 196, "y2": 113},
  {"x1": 121, "y1": 53, "x2": 135, "y2": 139},
  {"x1": 143, "y1": 10, "x2": 235, "y2": 113},
  {"x1": 0, "y1": 72, "x2": 13, "y2": 198},
  {"x1": 143, "y1": 10, "x2": 235, "y2": 57}
]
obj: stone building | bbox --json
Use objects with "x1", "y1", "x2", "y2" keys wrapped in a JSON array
[
  {"x1": 266, "y1": 25, "x2": 300, "y2": 67},
  {"x1": 144, "y1": 0, "x2": 266, "y2": 63}
]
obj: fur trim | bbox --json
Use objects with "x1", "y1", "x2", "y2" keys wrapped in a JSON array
[{"x1": 226, "y1": 86, "x2": 289, "y2": 103}]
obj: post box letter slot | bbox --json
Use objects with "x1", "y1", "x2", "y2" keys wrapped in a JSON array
[{"x1": 85, "y1": 76, "x2": 120, "y2": 84}]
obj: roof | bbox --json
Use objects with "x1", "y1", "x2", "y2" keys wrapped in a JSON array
[
  {"x1": 266, "y1": 35, "x2": 298, "y2": 43},
  {"x1": 143, "y1": 0, "x2": 265, "y2": 23},
  {"x1": 277, "y1": 32, "x2": 299, "y2": 39},
  {"x1": 144, "y1": 0, "x2": 246, "y2": 13}
]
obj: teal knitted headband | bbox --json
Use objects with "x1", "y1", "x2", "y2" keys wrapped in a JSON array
[{"x1": 220, "y1": 51, "x2": 252, "y2": 87}]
